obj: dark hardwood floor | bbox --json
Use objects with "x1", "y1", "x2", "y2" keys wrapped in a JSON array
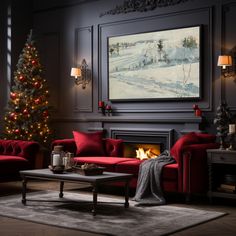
[{"x1": 0, "y1": 180, "x2": 236, "y2": 236}]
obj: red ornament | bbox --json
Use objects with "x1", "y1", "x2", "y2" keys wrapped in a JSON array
[
  {"x1": 19, "y1": 75, "x2": 25, "y2": 82},
  {"x1": 10, "y1": 92, "x2": 17, "y2": 100},
  {"x1": 34, "y1": 98, "x2": 41, "y2": 104},
  {"x1": 43, "y1": 110, "x2": 49, "y2": 117},
  {"x1": 32, "y1": 60, "x2": 36, "y2": 65},
  {"x1": 10, "y1": 112, "x2": 16, "y2": 120},
  {"x1": 34, "y1": 81, "x2": 41, "y2": 89},
  {"x1": 14, "y1": 129, "x2": 20, "y2": 134},
  {"x1": 23, "y1": 109, "x2": 29, "y2": 116}
]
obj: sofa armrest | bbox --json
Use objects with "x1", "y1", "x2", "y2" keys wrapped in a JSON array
[
  {"x1": 182, "y1": 142, "x2": 219, "y2": 194},
  {"x1": 51, "y1": 139, "x2": 77, "y2": 155}
]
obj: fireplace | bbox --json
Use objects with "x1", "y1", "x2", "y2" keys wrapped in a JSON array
[
  {"x1": 124, "y1": 142, "x2": 161, "y2": 159},
  {"x1": 110, "y1": 128, "x2": 174, "y2": 158}
]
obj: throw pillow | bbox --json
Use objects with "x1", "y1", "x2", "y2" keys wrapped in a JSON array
[
  {"x1": 105, "y1": 138, "x2": 124, "y2": 157},
  {"x1": 72, "y1": 131, "x2": 105, "y2": 156}
]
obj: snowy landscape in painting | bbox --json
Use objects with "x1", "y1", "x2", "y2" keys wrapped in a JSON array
[{"x1": 108, "y1": 26, "x2": 200, "y2": 100}]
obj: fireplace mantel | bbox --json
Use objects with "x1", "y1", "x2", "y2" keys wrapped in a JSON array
[
  {"x1": 53, "y1": 116, "x2": 202, "y2": 124},
  {"x1": 54, "y1": 115, "x2": 203, "y2": 134}
]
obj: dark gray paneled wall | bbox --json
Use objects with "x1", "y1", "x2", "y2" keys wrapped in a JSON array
[
  {"x1": 31, "y1": 0, "x2": 236, "y2": 142},
  {"x1": 1, "y1": 0, "x2": 235, "y2": 143}
]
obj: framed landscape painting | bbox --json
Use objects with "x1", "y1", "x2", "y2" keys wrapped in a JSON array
[{"x1": 108, "y1": 25, "x2": 201, "y2": 101}]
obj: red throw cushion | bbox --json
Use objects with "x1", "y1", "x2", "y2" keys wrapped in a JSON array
[
  {"x1": 72, "y1": 131, "x2": 105, "y2": 156},
  {"x1": 105, "y1": 138, "x2": 124, "y2": 157}
]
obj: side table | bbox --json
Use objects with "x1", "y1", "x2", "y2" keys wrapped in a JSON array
[{"x1": 207, "y1": 149, "x2": 236, "y2": 202}]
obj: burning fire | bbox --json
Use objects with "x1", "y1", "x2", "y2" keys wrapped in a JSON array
[{"x1": 136, "y1": 148, "x2": 158, "y2": 160}]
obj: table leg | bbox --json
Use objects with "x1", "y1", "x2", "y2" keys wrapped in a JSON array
[
  {"x1": 124, "y1": 180, "x2": 130, "y2": 208},
  {"x1": 59, "y1": 181, "x2": 64, "y2": 198},
  {"x1": 208, "y1": 162, "x2": 212, "y2": 204},
  {"x1": 92, "y1": 184, "x2": 98, "y2": 216},
  {"x1": 22, "y1": 177, "x2": 27, "y2": 205}
]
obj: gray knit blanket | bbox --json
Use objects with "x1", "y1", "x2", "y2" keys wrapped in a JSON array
[{"x1": 133, "y1": 150, "x2": 176, "y2": 205}]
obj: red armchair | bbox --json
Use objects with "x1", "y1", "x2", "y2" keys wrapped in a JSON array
[
  {"x1": 52, "y1": 132, "x2": 218, "y2": 197},
  {"x1": 0, "y1": 139, "x2": 40, "y2": 178}
]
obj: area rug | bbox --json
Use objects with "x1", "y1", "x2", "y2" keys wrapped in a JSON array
[{"x1": 0, "y1": 191, "x2": 226, "y2": 236}]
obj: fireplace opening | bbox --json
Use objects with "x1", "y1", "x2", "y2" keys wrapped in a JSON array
[{"x1": 124, "y1": 143, "x2": 162, "y2": 160}]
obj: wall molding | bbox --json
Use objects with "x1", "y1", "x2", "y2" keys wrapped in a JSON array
[
  {"x1": 73, "y1": 26, "x2": 93, "y2": 112},
  {"x1": 100, "y1": 0, "x2": 190, "y2": 17},
  {"x1": 52, "y1": 115, "x2": 202, "y2": 123},
  {"x1": 41, "y1": 32, "x2": 61, "y2": 113}
]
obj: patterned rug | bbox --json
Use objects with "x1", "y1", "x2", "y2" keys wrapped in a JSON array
[{"x1": 0, "y1": 191, "x2": 226, "y2": 236}]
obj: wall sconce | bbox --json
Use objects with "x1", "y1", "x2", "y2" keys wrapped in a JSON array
[
  {"x1": 217, "y1": 55, "x2": 234, "y2": 78},
  {"x1": 70, "y1": 59, "x2": 90, "y2": 89}
]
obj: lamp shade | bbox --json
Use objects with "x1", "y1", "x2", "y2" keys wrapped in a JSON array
[
  {"x1": 70, "y1": 67, "x2": 81, "y2": 77},
  {"x1": 217, "y1": 55, "x2": 232, "y2": 69}
]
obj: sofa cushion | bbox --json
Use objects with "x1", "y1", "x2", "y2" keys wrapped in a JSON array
[
  {"x1": 115, "y1": 159, "x2": 143, "y2": 176},
  {"x1": 73, "y1": 131, "x2": 105, "y2": 156},
  {"x1": 162, "y1": 163, "x2": 178, "y2": 180},
  {"x1": 0, "y1": 155, "x2": 28, "y2": 162},
  {"x1": 0, "y1": 155, "x2": 29, "y2": 175},
  {"x1": 74, "y1": 156, "x2": 134, "y2": 172}
]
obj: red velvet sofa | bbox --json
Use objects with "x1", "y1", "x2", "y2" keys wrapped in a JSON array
[
  {"x1": 52, "y1": 132, "x2": 218, "y2": 197},
  {"x1": 0, "y1": 140, "x2": 40, "y2": 178}
]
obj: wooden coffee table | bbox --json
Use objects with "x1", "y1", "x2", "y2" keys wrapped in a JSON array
[{"x1": 20, "y1": 169, "x2": 132, "y2": 215}]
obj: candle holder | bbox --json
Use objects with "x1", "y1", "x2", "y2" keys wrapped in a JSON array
[
  {"x1": 227, "y1": 132, "x2": 235, "y2": 150},
  {"x1": 99, "y1": 106, "x2": 106, "y2": 115},
  {"x1": 105, "y1": 105, "x2": 112, "y2": 116},
  {"x1": 98, "y1": 101, "x2": 106, "y2": 115}
]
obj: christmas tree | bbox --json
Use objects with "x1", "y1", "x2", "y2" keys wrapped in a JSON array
[{"x1": 3, "y1": 30, "x2": 51, "y2": 145}]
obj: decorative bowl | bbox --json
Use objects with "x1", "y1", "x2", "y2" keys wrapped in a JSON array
[
  {"x1": 48, "y1": 165, "x2": 65, "y2": 174},
  {"x1": 72, "y1": 165, "x2": 105, "y2": 176}
]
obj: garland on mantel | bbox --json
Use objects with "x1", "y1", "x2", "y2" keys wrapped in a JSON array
[{"x1": 100, "y1": 0, "x2": 190, "y2": 17}]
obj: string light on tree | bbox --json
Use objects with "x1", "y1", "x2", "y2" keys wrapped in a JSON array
[{"x1": 3, "y1": 29, "x2": 52, "y2": 146}]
